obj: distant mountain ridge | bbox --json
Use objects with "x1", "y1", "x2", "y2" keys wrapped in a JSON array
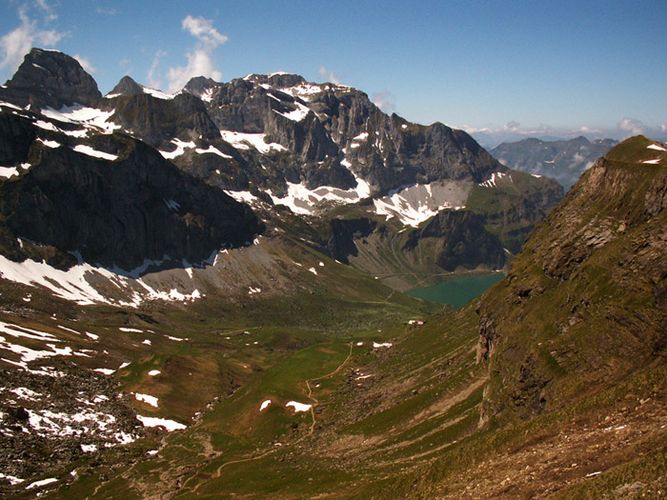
[
  {"x1": 0, "y1": 48, "x2": 562, "y2": 299},
  {"x1": 491, "y1": 136, "x2": 617, "y2": 188}
]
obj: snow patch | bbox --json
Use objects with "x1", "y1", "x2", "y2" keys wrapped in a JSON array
[
  {"x1": 285, "y1": 401, "x2": 312, "y2": 413},
  {"x1": 93, "y1": 368, "x2": 115, "y2": 375},
  {"x1": 220, "y1": 130, "x2": 286, "y2": 154},
  {"x1": 372, "y1": 342, "x2": 393, "y2": 348},
  {"x1": 148, "y1": 369, "x2": 161, "y2": 376},
  {"x1": 25, "y1": 477, "x2": 58, "y2": 490},
  {"x1": 280, "y1": 83, "x2": 324, "y2": 101},
  {"x1": 479, "y1": 171, "x2": 510, "y2": 188},
  {"x1": 647, "y1": 144, "x2": 666, "y2": 152},
  {"x1": 136, "y1": 415, "x2": 186, "y2": 431},
  {"x1": 0, "y1": 166, "x2": 19, "y2": 178},
  {"x1": 268, "y1": 181, "x2": 366, "y2": 215},
  {"x1": 159, "y1": 138, "x2": 195, "y2": 159},
  {"x1": 135, "y1": 393, "x2": 159, "y2": 407},
  {"x1": 9, "y1": 387, "x2": 42, "y2": 400},
  {"x1": 373, "y1": 181, "x2": 467, "y2": 227},
  {"x1": 0, "y1": 321, "x2": 59, "y2": 342},
  {"x1": 0, "y1": 472, "x2": 24, "y2": 485},
  {"x1": 224, "y1": 190, "x2": 259, "y2": 205},
  {"x1": 34, "y1": 120, "x2": 58, "y2": 132},
  {"x1": 41, "y1": 105, "x2": 120, "y2": 134},
  {"x1": 165, "y1": 335, "x2": 187, "y2": 342},
  {"x1": 119, "y1": 327, "x2": 143, "y2": 333},
  {"x1": 142, "y1": 86, "x2": 175, "y2": 100},
  {"x1": 73, "y1": 144, "x2": 118, "y2": 161},
  {"x1": 0, "y1": 254, "x2": 204, "y2": 307},
  {"x1": 273, "y1": 101, "x2": 310, "y2": 122},
  {"x1": 259, "y1": 399, "x2": 272, "y2": 411},
  {"x1": 195, "y1": 145, "x2": 233, "y2": 158},
  {"x1": 37, "y1": 138, "x2": 60, "y2": 148},
  {"x1": 200, "y1": 88, "x2": 215, "y2": 103}
]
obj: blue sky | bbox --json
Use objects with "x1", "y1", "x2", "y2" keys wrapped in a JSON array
[{"x1": 1, "y1": 0, "x2": 665, "y2": 144}]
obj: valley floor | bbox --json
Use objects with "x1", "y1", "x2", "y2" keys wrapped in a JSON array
[{"x1": 21, "y1": 304, "x2": 663, "y2": 499}]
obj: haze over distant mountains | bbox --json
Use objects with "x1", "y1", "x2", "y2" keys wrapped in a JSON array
[{"x1": 490, "y1": 136, "x2": 617, "y2": 188}]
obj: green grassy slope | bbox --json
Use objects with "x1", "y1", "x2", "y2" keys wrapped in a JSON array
[{"x1": 9, "y1": 137, "x2": 667, "y2": 498}]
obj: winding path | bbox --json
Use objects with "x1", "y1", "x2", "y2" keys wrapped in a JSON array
[{"x1": 187, "y1": 341, "x2": 355, "y2": 494}]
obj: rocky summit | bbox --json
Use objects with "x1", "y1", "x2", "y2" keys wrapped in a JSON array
[{"x1": 0, "y1": 47, "x2": 664, "y2": 499}]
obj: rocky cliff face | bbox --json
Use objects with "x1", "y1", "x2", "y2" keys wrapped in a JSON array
[
  {"x1": 0, "y1": 48, "x2": 563, "y2": 286},
  {"x1": 0, "y1": 48, "x2": 101, "y2": 109},
  {"x1": 106, "y1": 91, "x2": 221, "y2": 147},
  {"x1": 100, "y1": 64, "x2": 556, "y2": 207},
  {"x1": 477, "y1": 136, "x2": 667, "y2": 423},
  {"x1": 323, "y1": 209, "x2": 505, "y2": 289},
  {"x1": 0, "y1": 107, "x2": 262, "y2": 272},
  {"x1": 403, "y1": 210, "x2": 505, "y2": 271}
]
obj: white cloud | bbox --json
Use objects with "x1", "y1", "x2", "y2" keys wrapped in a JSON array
[
  {"x1": 0, "y1": 5, "x2": 65, "y2": 73},
  {"x1": 73, "y1": 54, "x2": 95, "y2": 74},
  {"x1": 167, "y1": 15, "x2": 227, "y2": 92},
  {"x1": 147, "y1": 49, "x2": 166, "y2": 89},
  {"x1": 318, "y1": 66, "x2": 340, "y2": 85},
  {"x1": 372, "y1": 90, "x2": 396, "y2": 114},
  {"x1": 35, "y1": 0, "x2": 58, "y2": 22},
  {"x1": 617, "y1": 117, "x2": 646, "y2": 137},
  {"x1": 181, "y1": 15, "x2": 228, "y2": 47}
]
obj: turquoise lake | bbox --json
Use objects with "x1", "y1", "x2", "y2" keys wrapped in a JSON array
[{"x1": 407, "y1": 272, "x2": 506, "y2": 308}]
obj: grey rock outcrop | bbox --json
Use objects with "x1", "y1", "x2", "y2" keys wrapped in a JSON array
[
  {"x1": 403, "y1": 211, "x2": 506, "y2": 271},
  {"x1": 0, "y1": 48, "x2": 101, "y2": 109},
  {"x1": 0, "y1": 112, "x2": 262, "y2": 272}
]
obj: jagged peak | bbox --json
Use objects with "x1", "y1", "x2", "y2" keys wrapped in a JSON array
[
  {"x1": 105, "y1": 75, "x2": 175, "y2": 100},
  {"x1": 106, "y1": 75, "x2": 143, "y2": 97},
  {"x1": 183, "y1": 76, "x2": 220, "y2": 100}
]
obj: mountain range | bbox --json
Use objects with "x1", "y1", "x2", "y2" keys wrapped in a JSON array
[
  {"x1": 0, "y1": 48, "x2": 562, "y2": 297},
  {"x1": 491, "y1": 136, "x2": 617, "y2": 188},
  {"x1": 0, "y1": 48, "x2": 664, "y2": 498}
]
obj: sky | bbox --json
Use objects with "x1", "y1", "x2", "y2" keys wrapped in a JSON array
[{"x1": 0, "y1": 0, "x2": 665, "y2": 146}]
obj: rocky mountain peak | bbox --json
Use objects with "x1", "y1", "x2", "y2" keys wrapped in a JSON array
[
  {"x1": 108, "y1": 75, "x2": 144, "y2": 97},
  {"x1": 242, "y1": 72, "x2": 306, "y2": 89},
  {"x1": 183, "y1": 76, "x2": 220, "y2": 99},
  {"x1": 0, "y1": 48, "x2": 101, "y2": 109}
]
